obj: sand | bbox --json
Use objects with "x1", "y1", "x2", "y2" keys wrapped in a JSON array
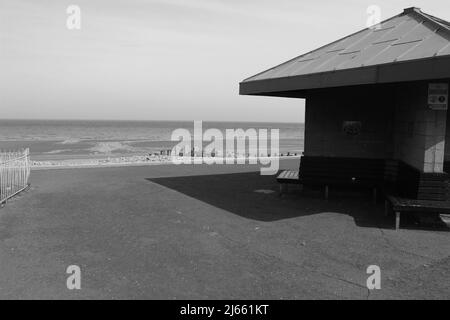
[{"x1": 31, "y1": 155, "x2": 300, "y2": 170}]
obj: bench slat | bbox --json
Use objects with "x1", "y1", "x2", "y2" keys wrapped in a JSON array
[
  {"x1": 277, "y1": 170, "x2": 299, "y2": 182},
  {"x1": 387, "y1": 196, "x2": 450, "y2": 213}
]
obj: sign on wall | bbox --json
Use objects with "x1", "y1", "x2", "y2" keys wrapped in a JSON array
[
  {"x1": 343, "y1": 121, "x2": 362, "y2": 136},
  {"x1": 428, "y1": 83, "x2": 448, "y2": 110}
]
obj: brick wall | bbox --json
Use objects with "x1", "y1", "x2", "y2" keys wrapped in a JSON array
[
  {"x1": 393, "y1": 82, "x2": 447, "y2": 172},
  {"x1": 443, "y1": 80, "x2": 450, "y2": 166},
  {"x1": 304, "y1": 81, "x2": 448, "y2": 173},
  {"x1": 304, "y1": 85, "x2": 395, "y2": 159},
  {"x1": 392, "y1": 82, "x2": 429, "y2": 171}
]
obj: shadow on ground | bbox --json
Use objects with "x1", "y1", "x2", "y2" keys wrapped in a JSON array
[{"x1": 147, "y1": 171, "x2": 449, "y2": 231}]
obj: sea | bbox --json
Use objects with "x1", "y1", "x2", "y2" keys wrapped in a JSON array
[{"x1": 0, "y1": 120, "x2": 304, "y2": 161}]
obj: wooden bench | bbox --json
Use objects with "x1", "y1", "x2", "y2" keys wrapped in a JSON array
[
  {"x1": 386, "y1": 196, "x2": 450, "y2": 230},
  {"x1": 276, "y1": 170, "x2": 300, "y2": 194},
  {"x1": 277, "y1": 157, "x2": 386, "y2": 202},
  {"x1": 384, "y1": 162, "x2": 450, "y2": 230},
  {"x1": 277, "y1": 157, "x2": 450, "y2": 230}
]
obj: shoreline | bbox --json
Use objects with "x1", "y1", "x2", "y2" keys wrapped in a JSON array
[{"x1": 31, "y1": 155, "x2": 301, "y2": 171}]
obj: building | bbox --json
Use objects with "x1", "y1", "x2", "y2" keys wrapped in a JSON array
[{"x1": 240, "y1": 7, "x2": 450, "y2": 201}]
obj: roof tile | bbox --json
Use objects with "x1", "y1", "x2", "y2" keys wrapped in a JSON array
[{"x1": 243, "y1": 8, "x2": 450, "y2": 83}]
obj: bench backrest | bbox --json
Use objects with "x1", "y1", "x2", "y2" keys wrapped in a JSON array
[
  {"x1": 395, "y1": 161, "x2": 421, "y2": 199},
  {"x1": 394, "y1": 161, "x2": 450, "y2": 201},
  {"x1": 298, "y1": 156, "x2": 450, "y2": 200}
]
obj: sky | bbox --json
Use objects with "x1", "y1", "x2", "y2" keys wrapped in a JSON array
[{"x1": 1, "y1": 0, "x2": 449, "y2": 122}]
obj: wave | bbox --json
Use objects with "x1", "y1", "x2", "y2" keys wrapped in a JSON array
[
  {"x1": 58, "y1": 138, "x2": 82, "y2": 145},
  {"x1": 44, "y1": 149, "x2": 74, "y2": 154},
  {"x1": 89, "y1": 141, "x2": 141, "y2": 154}
]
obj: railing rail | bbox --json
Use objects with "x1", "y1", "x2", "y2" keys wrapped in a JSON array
[{"x1": 0, "y1": 149, "x2": 31, "y2": 204}]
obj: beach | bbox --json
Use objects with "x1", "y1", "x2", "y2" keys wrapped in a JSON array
[{"x1": 0, "y1": 160, "x2": 449, "y2": 299}]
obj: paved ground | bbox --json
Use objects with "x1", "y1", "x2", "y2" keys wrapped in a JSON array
[{"x1": 0, "y1": 160, "x2": 449, "y2": 299}]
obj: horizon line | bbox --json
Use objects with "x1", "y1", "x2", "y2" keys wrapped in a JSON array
[{"x1": 0, "y1": 118, "x2": 304, "y2": 124}]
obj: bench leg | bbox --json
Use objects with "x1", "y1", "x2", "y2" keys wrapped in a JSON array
[
  {"x1": 395, "y1": 211, "x2": 401, "y2": 230},
  {"x1": 325, "y1": 185, "x2": 329, "y2": 201},
  {"x1": 279, "y1": 184, "x2": 284, "y2": 196}
]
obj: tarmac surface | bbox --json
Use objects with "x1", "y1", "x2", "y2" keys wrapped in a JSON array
[{"x1": 0, "y1": 160, "x2": 449, "y2": 299}]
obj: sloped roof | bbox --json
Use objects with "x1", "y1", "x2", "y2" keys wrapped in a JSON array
[{"x1": 240, "y1": 7, "x2": 450, "y2": 96}]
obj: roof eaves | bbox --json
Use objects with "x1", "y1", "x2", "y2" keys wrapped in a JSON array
[{"x1": 239, "y1": 54, "x2": 450, "y2": 96}]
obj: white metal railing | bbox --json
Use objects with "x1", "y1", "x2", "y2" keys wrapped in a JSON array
[{"x1": 0, "y1": 149, "x2": 31, "y2": 204}]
